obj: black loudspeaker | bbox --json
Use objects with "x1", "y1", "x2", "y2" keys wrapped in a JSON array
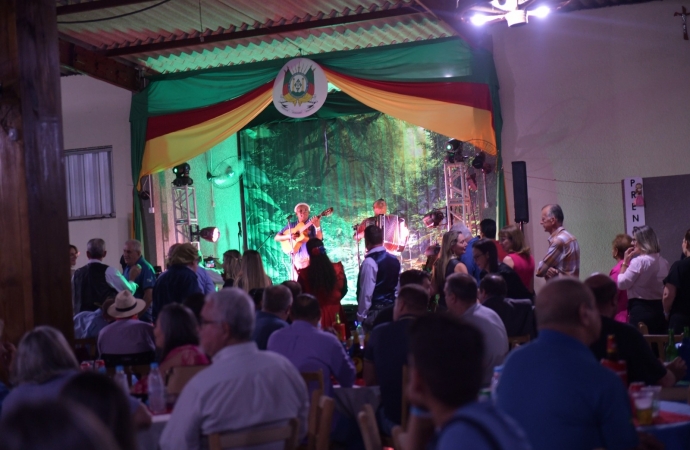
[{"x1": 512, "y1": 161, "x2": 529, "y2": 223}]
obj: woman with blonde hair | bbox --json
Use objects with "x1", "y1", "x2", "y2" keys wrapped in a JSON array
[
  {"x1": 499, "y1": 224, "x2": 535, "y2": 293},
  {"x1": 431, "y1": 230, "x2": 468, "y2": 309},
  {"x1": 222, "y1": 249, "x2": 242, "y2": 288},
  {"x1": 617, "y1": 225, "x2": 669, "y2": 334},
  {"x1": 237, "y1": 250, "x2": 272, "y2": 292}
]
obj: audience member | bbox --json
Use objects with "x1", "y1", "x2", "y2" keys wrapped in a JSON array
[
  {"x1": 196, "y1": 249, "x2": 218, "y2": 294},
  {"x1": 69, "y1": 244, "x2": 79, "y2": 278},
  {"x1": 159, "y1": 288, "x2": 309, "y2": 450},
  {"x1": 431, "y1": 230, "x2": 468, "y2": 310},
  {"x1": 0, "y1": 400, "x2": 121, "y2": 450},
  {"x1": 133, "y1": 303, "x2": 209, "y2": 395},
  {"x1": 609, "y1": 234, "x2": 634, "y2": 322},
  {"x1": 297, "y1": 238, "x2": 347, "y2": 329},
  {"x1": 452, "y1": 222, "x2": 481, "y2": 283},
  {"x1": 496, "y1": 278, "x2": 639, "y2": 450},
  {"x1": 60, "y1": 372, "x2": 137, "y2": 450},
  {"x1": 152, "y1": 243, "x2": 202, "y2": 321},
  {"x1": 98, "y1": 290, "x2": 155, "y2": 357},
  {"x1": 406, "y1": 314, "x2": 530, "y2": 450},
  {"x1": 72, "y1": 238, "x2": 137, "y2": 314},
  {"x1": 183, "y1": 292, "x2": 206, "y2": 324},
  {"x1": 73, "y1": 297, "x2": 115, "y2": 339},
  {"x1": 445, "y1": 273, "x2": 507, "y2": 385},
  {"x1": 480, "y1": 218, "x2": 508, "y2": 261},
  {"x1": 222, "y1": 249, "x2": 241, "y2": 288},
  {"x1": 357, "y1": 225, "x2": 401, "y2": 331},
  {"x1": 499, "y1": 224, "x2": 535, "y2": 293},
  {"x1": 249, "y1": 288, "x2": 265, "y2": 311},
  {"x1": 2, "y1": 327, "x2": 79, "y2": 417},
  {"x1": 663, "y1": 228, "x2": 690, "y2": 331},
  {"x1": 617, "y1": 225, "x2": 669, "y2": 334},
  {"x1": 252, "y1": 285, "x2": 292, "y2": 350},
  {"x1": 122, "y1": 238, "x2": 156, "y2": 322},
  {"x1": 281, "y1": 280, "x2": 302, "y2": 300},
  {"x1": 364, "y1": 285, "x2": 429, "y2": 434},
  {"x1": 268, "y1": 294, "x2": 355, "y2": 396},
  {"x1": 535, "y1": 204, "x2": 580, "y2": 279},
  {"x1": 473, "y1": 239, "x2": 533, "y2": 301},
  {"x1": 587, "y1": 274, "x2": 686, "y2": 386},
  {"x1": 372, "y1": 269, "x2": 431, "y2": 328},
  {"x1": 479, "y1": 274, "x2": 536, "y2": 338},
  {"x1": 237, "y1": 250, "x2": 272, "y2": 291}
]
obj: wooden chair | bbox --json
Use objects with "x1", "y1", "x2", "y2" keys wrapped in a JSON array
[
  {"x1": 358, "y1": 404, "x2": 382, "y2": 450},
  {"x1": 304, "y1": 388, "x2": 323, "y2": 450},
  {"x1": 305, "y1": 394, "x2": 334, "y2": 450},
  {"x1": 638, "y1": 322, "x2": 649, "y2": 335},
  {"x1": 73, "y1": 338, "x2": 97, "y2": 362},
  {"x1": 391, "y1": 425, "x2": 407, "y2": 450},
  {"x1": 643, "y1": 334, "x2": 683, "y2": 362},
  {"x1": 660, "y1": 385, "x2": 690, "y2": 404},
  {"x1": 301, "y1": 370, "x2": 325, "y2": 394},
  {"x1": 208, "y1": 418, "x2": 300, "y2": 450},
  {"x1": 400, "y1": 366, "x2": 410, "y2": 431},
  {"x1": 166, "y1": 365, "x2": 208, "y2": 395},
  {"x1": 508, "y1": 335, "x2": 530, "y2": 350}
]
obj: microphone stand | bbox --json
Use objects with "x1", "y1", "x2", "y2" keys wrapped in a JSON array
[
  {"x1": 286, "y1": 215, "x2": 296, "y2": 280},
  {"x1": 237, "y1": 222, "x2": 243, "y2": 251},
  {"x1": 353, "y1": 223, "x2": 361, "y2": 267},
  {"x1": 257, "y1": 230, "x2": 276, "y2": 252}
]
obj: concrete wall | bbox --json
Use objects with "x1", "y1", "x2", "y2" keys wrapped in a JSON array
[
  {"x1": 489, "y1": 0, "x2": 690, "y2": 290},
  {"x1": 61, "y1": 75, "x2": 133, "y2": 270}
]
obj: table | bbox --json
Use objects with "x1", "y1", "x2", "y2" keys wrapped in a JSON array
[
  {"x1": 137, "y1": 413, "x2": 170, "y2": 450},
  {"x1": 332, "y1": 386, "x2": 380, "y2": 419},
  {"x1": 637, "y1": 401, "x2": 690, "y2": 450}
]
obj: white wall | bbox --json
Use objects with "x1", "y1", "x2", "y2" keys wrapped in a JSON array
[
  {"x1": 489, "y1": 0, "x2": 690, "y2": 290},
  {"x1": 61, "y1": 75, "x2": 133, "y2": 270}
]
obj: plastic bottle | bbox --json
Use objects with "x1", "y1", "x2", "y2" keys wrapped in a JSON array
[
  {"x1": 490, "y1": 365, "x2": 503, "y2": 403},
  {"x1": 148, "y1": 362, "x2": 167, "y2": 414},
  {"x1": 113, "y1": 365, "x2": 129, "y2": 394},
  {"x1": 356, "y1": 323, "x2": 365, "y2": 350}
]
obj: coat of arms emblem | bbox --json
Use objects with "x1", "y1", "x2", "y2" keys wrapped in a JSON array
[{"x1": 272, "y1": 58, "x2": 328, "y2": 118}]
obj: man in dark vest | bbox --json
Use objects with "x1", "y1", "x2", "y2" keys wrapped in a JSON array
[
  {"x1": 357, "y1": 225, "x2": 400, "y2": 332},
  {"x1": 72, "y1": 238, "x2": 138, "y2": 314}
]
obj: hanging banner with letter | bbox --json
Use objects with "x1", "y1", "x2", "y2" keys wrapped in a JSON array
[{"x1": 622, "y1": 177, "x2": 646, "y2": 236}]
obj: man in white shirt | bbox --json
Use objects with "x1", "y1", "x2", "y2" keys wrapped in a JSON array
[
  {"x1": 159, "y1": 288, "x2": 309, "y2": 450},
  {"x1": 72, "y1": 238, "x2": 138, "y2": 314},
  {"x1": 445, "y1": 273, "x2": 508, "y2": 386}
]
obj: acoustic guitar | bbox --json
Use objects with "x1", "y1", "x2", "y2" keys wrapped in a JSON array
[{"x1": 279, "y1": 207, "x2": 334, "y2": 254}]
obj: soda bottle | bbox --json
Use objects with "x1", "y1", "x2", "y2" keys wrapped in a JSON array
[
  {"x1": 666, "y1": 328, "x2": 679, "y2": 362},
  {"x1": 334, "y1": 313, "x2": 347, "y2": 343},
  {"x1": 601, "y1": 335, "x2": 628, "y2": 386},
  {"x1": 148, "y1": 362, "x2": 167, "y2": 414},
  {"x1": 113, "y1": 365, "x2": 129, "y2": 394},
  {"x1": 349, "y1": 332, "x2": 364, "y2": 379},
  {"x1": 490, "y1": 365, "x2": 503, "y2": 403},
  {"x1": 606, "y1": 334, "x2": 619, "y2": 361}
]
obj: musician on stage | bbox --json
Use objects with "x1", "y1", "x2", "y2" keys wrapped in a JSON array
[
  {"x1": 354, "y1": 198, "x2": 387, "y2": 241},
  {"x1": 275, "y1": 203, "x2": 322, "y2": 270}
]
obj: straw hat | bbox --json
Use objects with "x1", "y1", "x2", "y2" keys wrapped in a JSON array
[{"x1": 108, "y1": 290, "x2": 146, "y2": 319}]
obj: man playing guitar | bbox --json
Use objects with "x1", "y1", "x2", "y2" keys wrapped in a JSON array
[{"x1": 275, "y1": 203, "x2": 322, "y2": 270}]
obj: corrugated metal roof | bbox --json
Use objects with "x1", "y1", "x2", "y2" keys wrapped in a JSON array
[{"x1": 57, "y1": 0, "x2": 454, "y2": 73}]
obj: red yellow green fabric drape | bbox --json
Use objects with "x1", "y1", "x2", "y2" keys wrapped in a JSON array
[{"x1": 139, "y1": 66, "x2": 497, "y2": 183}]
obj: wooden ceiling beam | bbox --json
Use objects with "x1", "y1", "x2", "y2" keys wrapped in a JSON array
[
  {"x1": 57, "y1": 0, "x2": 158, "y2": 16},
  {"x1": 59, "y1": 39, "x2": 143, "y2": 91},
  {"x1": 104, "y1": 5, "x2": 425, "y2": 57}
]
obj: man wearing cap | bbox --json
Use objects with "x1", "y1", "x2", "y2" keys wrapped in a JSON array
[
  {"x1": 275, "y1": 203, "x2": 322, "y2": 270},
  {"x1": 97, "y1": 290, "x2": 155, "y2": 356},
  {"x1": 152, "y1": 243, "x2": 202, "y2": 322}
]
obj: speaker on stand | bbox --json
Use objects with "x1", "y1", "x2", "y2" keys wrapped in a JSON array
[{"x1": 512, "y1": 161, "x2": 529, "y2": 230}]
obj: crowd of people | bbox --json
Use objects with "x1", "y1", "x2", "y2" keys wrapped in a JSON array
[{"x1": 0, "y1": 201, "x2": 689, "y2": 450}]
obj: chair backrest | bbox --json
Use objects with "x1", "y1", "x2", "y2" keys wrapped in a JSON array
[
  {"x1": 643, "y1": 334, "x2": 683, "y2": 362},
  {"x1": 314, "y1": 396, "x2": 335, "y2": 450},
  {"x1": 660, "y1": 386, "x2": 690, "y2": 404},
  {"x1": 508, "y1": 334, "x2": 530, "y2": 350},
  {"x1": 208, "y1": 418, "x2": 300, "y2": 450},
  {"x1": 101, "y1": 351, "x2": 156, "y2": 368},
  {"x1": 391, "y1": 425, "x2": 407, "y2": 450},
  {"x1": 401, "y1": 365, "x2": 410, "y2": 431},
  {"x1": 306, "y1": 388, "x2": 323, "y2": 450},
  {"x1": 73, "y1": 338, "x2": 98, "y2": 362},
  {"x1": 166, "y1": 365, "x2": 208, "y2": 395},
  {"x1": 358, "y1": 404, "x2": 382, "y2": 450},
  {"x1": 301, "y1": 369, "x2": 325, "y2": 394}
]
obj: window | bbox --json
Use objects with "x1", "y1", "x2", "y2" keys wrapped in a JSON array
[{"x1": 65, "y1": 146, "x2": 115, "y2": 220}]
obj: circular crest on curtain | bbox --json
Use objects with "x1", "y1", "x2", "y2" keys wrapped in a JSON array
[{"x1": 272, "y1": 58, "x2": 328, "y2": 118}]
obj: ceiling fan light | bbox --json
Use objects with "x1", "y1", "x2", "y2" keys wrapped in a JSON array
[
  {"x1": 529, "y1": 6, "x2": 550, "y2": 18},
  {"x1": 470, "y1": 14, "x2": 491, "y2": 26}
]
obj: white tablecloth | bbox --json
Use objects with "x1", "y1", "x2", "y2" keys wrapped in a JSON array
[{"x1": 137, "y1": 413, "x2": 170, "y2": 450}]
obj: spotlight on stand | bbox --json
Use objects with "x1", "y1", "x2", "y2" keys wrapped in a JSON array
[
  {"x1": 422, "y1": 210, "x2": 445, "y2": 228},
  {"x1": 445, "y1": 139, "x2": 463, "y2": 163},
  {"x1": 190, "y1": 225, "x2": 220, "y2": 243},
  {"x1": 172, "y1": 162, "x2": 193, "y2": 187}
]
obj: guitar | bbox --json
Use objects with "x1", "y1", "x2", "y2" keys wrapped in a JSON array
[{"x1": 279, "y1": 207, "x2": 334, "y2": 255}]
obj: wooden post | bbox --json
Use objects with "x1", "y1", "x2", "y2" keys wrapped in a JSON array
[{"x1": 0, "y1": 0, "x2": 73, "y2": 347}]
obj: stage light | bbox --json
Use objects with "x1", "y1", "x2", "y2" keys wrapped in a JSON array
[
  {"x1": 190, "y1": 225, "x2": 220, "y2": 243},
  {"x1": 446, "y1": 139, "x2": 462, "y2": 152},
  {"x1": 471, "y1": 14, "x2": 492, "y2": 26},
  {"x1": 422, "y1": 210, "x2": 445, "y2": 228},
  {"x1": 529, "y1": 6, "x2": 550, "y2": 18},
  {"x1": 172, "y1": 162, "x2": 193, "y2": 187},
  {"x1": 445, "y1": 139, "x2": 464, "y2": 163}
]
